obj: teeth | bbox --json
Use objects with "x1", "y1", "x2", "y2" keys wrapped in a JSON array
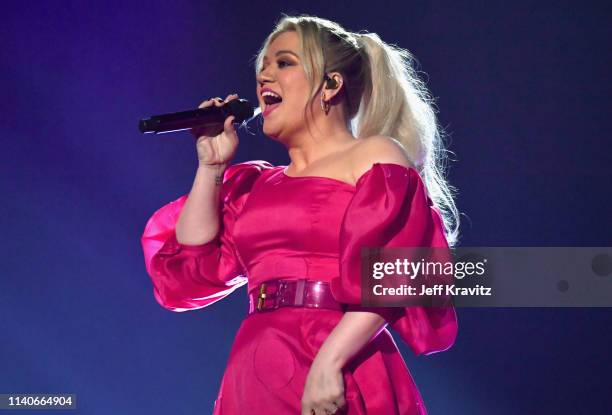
[{"x1": 262, "y1": 91, "x2": 281, "y2": 99}]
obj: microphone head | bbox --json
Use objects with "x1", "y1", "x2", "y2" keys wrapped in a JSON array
[
  {"x1": 139, "y1": 118, "x2": 156, "y2": 134},
  {"x1": 225, "y1": 99, "x2": 254, "y2": 123}
]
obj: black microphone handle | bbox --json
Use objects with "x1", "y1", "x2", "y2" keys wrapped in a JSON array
[{"x1": 139, "y1": 99, "x2": 254, "y2": 134}]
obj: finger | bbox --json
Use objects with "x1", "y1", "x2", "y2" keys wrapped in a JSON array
[
  {"x1": 322, "y1": 404, "x2": 338, "y2": 415},
  {"x1": 324, "y1": 404, "x2": 337, "y2": 415},
  {"x1": 334, "y1": 398, "x2": 346, "y2": 410},
  {"x1": 224, "y1": 93, "x2": 239, "y2": 102},
  {"x1": 198, "y1": 98, "x2": 215, "y2": 109},
  {"x1": 223, "y1": 115, "x2": 236, "y2": 133},
  {"x1": 212, "y1": 97, "x2": 224, "y2": 107}
]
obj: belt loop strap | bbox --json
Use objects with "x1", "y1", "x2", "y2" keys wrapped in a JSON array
[{"x1": 294, "y1": 279, "x2": 306, "y2": 306}]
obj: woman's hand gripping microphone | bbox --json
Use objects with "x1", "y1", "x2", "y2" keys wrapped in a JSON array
[{"x1": 191, "y1": 93, "x2": 240, "y2": 169}]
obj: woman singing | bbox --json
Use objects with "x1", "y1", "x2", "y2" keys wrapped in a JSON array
[{"x1": 142, "y1": 14, "x2": 459, "y2": 415}]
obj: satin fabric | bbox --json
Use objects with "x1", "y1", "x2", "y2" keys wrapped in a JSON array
[{"x1": 141, "y1": 160, "x2": 458, "y2": 414}]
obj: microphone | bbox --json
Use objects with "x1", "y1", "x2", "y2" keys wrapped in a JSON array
[{"x1": 139, "y1": 98, "x2": 258, "y2": 134}]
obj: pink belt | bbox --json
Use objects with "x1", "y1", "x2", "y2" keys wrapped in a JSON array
[{"x1": 247, "y1": 278, "x2": 345, "y2": 315}]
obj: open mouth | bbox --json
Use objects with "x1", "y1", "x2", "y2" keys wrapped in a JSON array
[{"x1": 262, "y1": 91, "x2": 282, "y2": 116}]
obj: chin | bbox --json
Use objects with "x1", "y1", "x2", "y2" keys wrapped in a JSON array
[
  {"x1": 262, "y1": 122, "x2": 280, "y2": 139},
  {"x1": 263, "y1": 115, "x2": 291, "y2": 140}
]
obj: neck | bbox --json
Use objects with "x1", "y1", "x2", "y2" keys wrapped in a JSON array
[{"x1": 283, "y1": 110, "x2": 358, "y2": 172}]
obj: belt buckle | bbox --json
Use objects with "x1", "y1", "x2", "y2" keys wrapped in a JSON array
[{"x1": 256, "y1": 282, "x2": 267, "y2": 311}]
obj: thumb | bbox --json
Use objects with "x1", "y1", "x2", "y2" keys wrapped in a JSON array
[{"x1": 223, "y1": 115, "x2": 236, "y2": 134}]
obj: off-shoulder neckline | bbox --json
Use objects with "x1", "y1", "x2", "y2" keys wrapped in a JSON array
[{"x1": 279, "y1": 162, "x2": 416, "y2": 189}]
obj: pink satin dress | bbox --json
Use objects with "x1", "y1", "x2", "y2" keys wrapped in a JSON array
[{"x1": 141, "y1": 160, "x2": 458, "y2": 415}]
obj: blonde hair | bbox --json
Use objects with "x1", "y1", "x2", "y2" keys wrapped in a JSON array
[{"x1": 255, "y1": 15, "x2": 461, "y2": 246}]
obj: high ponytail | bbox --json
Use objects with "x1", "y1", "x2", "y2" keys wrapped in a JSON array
[{"x1": 355, "y1": 33, "x2": 460, "y2": 247}]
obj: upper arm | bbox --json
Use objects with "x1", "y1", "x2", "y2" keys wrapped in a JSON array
[{"x1": 351, "y1": 135, "x2": 415, "y2": 181}]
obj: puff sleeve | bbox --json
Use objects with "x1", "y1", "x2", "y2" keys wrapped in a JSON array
[
  {"x1": 330, "y1": 163, "x2": 458, "y2": 356},
  {"x1": 141, "y1": 160, "x2": 273, "y2": 312}
]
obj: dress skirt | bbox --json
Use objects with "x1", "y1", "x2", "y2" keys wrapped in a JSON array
[{"x1": 212, "y1": 306, "x2": 427, "y2": 415}]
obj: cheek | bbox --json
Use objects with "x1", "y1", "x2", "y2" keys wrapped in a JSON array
[{"x1": 282, "y1": 71, "x2": 311, "y2": 106}]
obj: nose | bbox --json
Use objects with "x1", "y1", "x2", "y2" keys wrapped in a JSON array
[{"x1": 256, "y1": 66, "x2": 274, "y2": 86}]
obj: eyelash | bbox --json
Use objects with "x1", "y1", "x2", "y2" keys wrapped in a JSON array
[{"x1": 260, "y1": 59, "x2": 292, "y2": 72}]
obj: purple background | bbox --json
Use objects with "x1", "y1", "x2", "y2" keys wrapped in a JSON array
[{"x1": 2, "y1": 1, "x2": 611, "y2": 413}]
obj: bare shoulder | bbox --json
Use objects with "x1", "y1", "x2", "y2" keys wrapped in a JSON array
[{"x1": 349, "y1": 135, "x2": 415, "y2": 181}]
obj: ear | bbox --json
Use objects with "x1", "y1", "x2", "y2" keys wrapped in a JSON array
[{"x1": 323, "y1": 72, "x2": 344, "y2": 100}]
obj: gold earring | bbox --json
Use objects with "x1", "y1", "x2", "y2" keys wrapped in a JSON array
[{"x1": 320, "y1": 90, "x2": 330, "y2": 115}]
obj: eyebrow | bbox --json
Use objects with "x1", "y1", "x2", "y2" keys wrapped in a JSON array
[{"x1": 262, "y1": 50, "x2": 300, "y2": 61}]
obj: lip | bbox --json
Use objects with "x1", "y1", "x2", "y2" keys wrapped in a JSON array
[
  {"x1": 262, "y1": 102, "x2": 280, "y2": 118},
  {"x1": 260, "y1": 87, "x2": 281, "y2": 98}
]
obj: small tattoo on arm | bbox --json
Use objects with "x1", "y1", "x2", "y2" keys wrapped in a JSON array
[{"x1": 215, "y1": 173, "x2": 223, "y2": 185}]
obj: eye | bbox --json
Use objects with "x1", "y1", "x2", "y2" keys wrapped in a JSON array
[{"x1": 258, "y1": 59, "x2": 293, "y2": 73}]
